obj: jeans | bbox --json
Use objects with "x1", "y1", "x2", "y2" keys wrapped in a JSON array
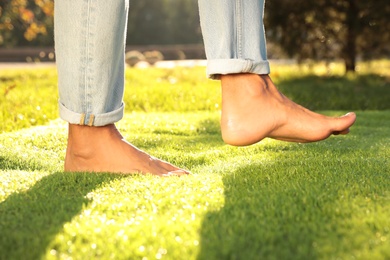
[
  {"x1": 198, "y1": 0, "x2": 270, "y2": 79},
  {"x1": 54, "y1": 0, "x2": 270, "y2": 127}
]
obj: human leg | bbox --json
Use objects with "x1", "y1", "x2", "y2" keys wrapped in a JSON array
[
  {"x1": 55, "y1": 0, "x2": 188, "y2": 175},
  {"x1": 198, "y1": 0, "x2": 356, "y2": 145}
]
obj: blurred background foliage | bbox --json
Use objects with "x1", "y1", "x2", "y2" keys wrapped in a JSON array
[
  {"x1": 265, "y1": 0, "x2": 390, "y2": 72},
  {"x1": 0, "y1": 0, "x2": 54, "y2": 46},
  {"x1": 0, "y1": 0, "x2": 389, "y2": 72}
]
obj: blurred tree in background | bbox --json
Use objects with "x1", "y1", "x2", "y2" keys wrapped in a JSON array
[
  {"x1": 265, "y1": 0, "x2": 390, "y2": 72},
  {"x1": 0, "y1": 0, "x2": 202, "y2": 47},
  {"x1": 0, "y1": 0, "x2": 54, "y2": 47},
  {"x1": 126, "y1": 0, "x2": 202, "y2": 44}
]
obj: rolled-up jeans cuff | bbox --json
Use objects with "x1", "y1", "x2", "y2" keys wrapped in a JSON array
[
  {"x1": 59, "y1": 101, "x2": 124, "y2": 126},
  {"x1": 207, "y1": 59, "x2": 271, "y2": 80}
]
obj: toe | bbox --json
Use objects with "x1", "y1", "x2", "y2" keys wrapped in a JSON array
[
  {"x1": 330, "y1": 112, "x2": 356, "y2": 132},
  {"x1": 342, "y1": 112, "x2": 357, "y2": 123}
]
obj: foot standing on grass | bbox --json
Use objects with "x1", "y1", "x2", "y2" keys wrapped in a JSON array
[{"x1": 55, "y1": 0, "x2": 356, "y2": 175}]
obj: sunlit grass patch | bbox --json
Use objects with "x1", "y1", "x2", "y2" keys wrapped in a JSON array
[
  {"x1": 0, "y1": 111, "x2": 389, "y2": 259},
  {"x1": 0, "y1": 62, "x2": 389, "y2": 259},
  {"x1": 1, "y1": 61, "x2": 389, "y2": 132}
]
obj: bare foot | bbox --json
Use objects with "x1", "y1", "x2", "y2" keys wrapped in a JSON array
[
  {"x1": 64, "y1": 124, "x2": 189, "y2": 176},
  {"x1": 220, "y1": 74, "x2": 356, "y2": 146}
]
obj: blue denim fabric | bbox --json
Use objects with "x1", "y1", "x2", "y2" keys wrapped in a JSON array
[
  {"x1": 55, "y1": 0, "x2": 129, "y2": 126},
  {"x1": 54, "y1": 0, "x2": 269, "y2": 126},
  {"x1": 198, "y1": 0, "x2": 270, "y2": 79}
]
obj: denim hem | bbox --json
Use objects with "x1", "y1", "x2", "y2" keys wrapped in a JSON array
[
  {"x1": 58, "y1": 101, "x2": 124, "y2": 126},
  {"x1": 206, "y1": 59, "x2": 270, "y2": 79}
]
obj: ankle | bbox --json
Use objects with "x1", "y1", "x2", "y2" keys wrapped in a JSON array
[
  {"x1": 221, "y1": 73, "x2": 270, "y2": 97},
  {"x1": 68, "y1": 124, "x2": 121, "y2": 141},
  {"x1": 66, "y1": 124, "x2": 118, "y2": 155}
]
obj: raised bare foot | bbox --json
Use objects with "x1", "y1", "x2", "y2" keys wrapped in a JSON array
[
  {"x1": 220, "y1": 74, "x2": 356, "y2": 146},
  {"x1": 64, "y1": 124, "x2": 189, "y2": 176}
]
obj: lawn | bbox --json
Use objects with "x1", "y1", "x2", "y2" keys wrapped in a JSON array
[{"x1": 0, "y1": 61, "x2": 389, "y2": 260}]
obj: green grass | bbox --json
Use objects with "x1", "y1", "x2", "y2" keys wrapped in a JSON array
[
  {"x1": 1, "y1": 60, "x2": 389, "y2": 132},
  {"x1": 0, "y1": 62, "x2": 389, "y2": 259}
]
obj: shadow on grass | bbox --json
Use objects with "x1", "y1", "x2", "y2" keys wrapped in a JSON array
[
  {"x1": 277, "y1": 74, "x2": 390, "y2": 110},
  {"x1": 0, "y1": 172, "x2": 127, "y2": 260},
  {"x1": 197, "y1": 163, "x2": 321, "y2": 260},
  {"x1": 196, "y1": 111, "x2": 390, "y2": 259}
]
